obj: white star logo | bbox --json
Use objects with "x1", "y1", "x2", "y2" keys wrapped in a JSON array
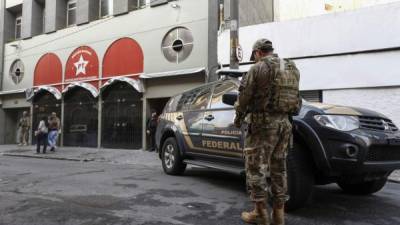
[{"x1": 74, "y1": 55, "x2": 89, "y2": 76}]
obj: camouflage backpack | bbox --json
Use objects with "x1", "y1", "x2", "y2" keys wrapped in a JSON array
[{"x1": 264, "y1": 56, "x2": 301, "y2": 115}]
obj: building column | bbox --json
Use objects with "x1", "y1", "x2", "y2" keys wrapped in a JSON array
[
  {"x1": 113, "y1": 0, "x2": 129, "y2": 16},
  {"x1": 76, "y1": 0, "x2": 99, "y2": 25},
  {"x1": 22, "y1": 0, "x2": 43, "y2": 39},
  {"x1": 0, "y1": 0, "x2": 4, "y2": 91},
  {"x1": 142, "y1": 97, "x2": 147, "y2": 150},
  {"x1": 207, "y1": 0, "x2": 219, "y2": 82},
  {"x1": 0, "y1": 107, "x2": 5, "y2": 144},
  {"x1": 44, "y1": 0, "x2": 67, "y2": 33},
  {"x1": 97, "y1": 94, "x2": 102, "y2": 149},
  {"x1": 273, "y1": 0, "x2": 280, "y2": 22},
  {"x1": 29, "y1": 104, "x2": 33, "y2": 145},
  {"x1": 60, "y1": 97, "x2": 65, "y2": 147}
]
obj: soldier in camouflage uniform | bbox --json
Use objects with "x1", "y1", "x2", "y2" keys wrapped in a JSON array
[
  {"x1": 18, "y1": 111, "x2": 30, "y2": 146},
  {"x1": 234, "y1": 39, "x2": 301, "y2": 225}
]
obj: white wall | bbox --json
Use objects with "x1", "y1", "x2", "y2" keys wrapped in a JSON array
[
  {"x1": 296, "y1": 51, "x2": 400, "y2": 90},
  {"x1": 276, "y1": 0, "x2": 400, "y2": 21},
  {"x1": 323, "y1": 87, "x2": 400, "y2": 126},
  {"x1": 219, "y1": 2, "x2": 400, "y2": 61},
  {"x1": 218, "y1": 2, "x2": 400, "y2": 90}
]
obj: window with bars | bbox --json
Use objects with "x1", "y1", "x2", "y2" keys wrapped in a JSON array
[
  {"x1": 15, "y1": 16, "x2": 22, "y2": 39},
  {"x1": 67, "y1": 0, "x2": 77, "y2": 26}
]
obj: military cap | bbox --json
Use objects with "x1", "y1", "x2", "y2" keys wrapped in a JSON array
[{"x1": 250, "y1": 39, "x2": 274, "y2": 61}]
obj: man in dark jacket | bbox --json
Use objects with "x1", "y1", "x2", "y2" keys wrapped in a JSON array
[{"x1": 146, "y1": 111, "x2": 158, "y2": 152}]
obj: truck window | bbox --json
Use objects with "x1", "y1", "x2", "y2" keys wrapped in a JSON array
[
  {"x1": 190, "y1": 87, "x2": 212, "y2": 111},
  {"x1": 164, "y1": 94, "x2": 181, "y2": 113},
  {"x1": 210, "y1": 82, "x2": 237, "y2": 109}
]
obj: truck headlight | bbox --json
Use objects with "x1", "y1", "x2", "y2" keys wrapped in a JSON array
[{"x1": 314, "y1": 115, "x2": 359, "y2": 131}]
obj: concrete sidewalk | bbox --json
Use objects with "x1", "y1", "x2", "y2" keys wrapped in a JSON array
[{"x1": 0, "y1": 145, "x2": 160, "y2": 166}]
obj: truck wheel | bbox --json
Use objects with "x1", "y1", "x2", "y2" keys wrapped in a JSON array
[
  {"x1": 337, "y1": 178, "x2": 387, "y2": 195},
  {"x1": 285, "y1": 140, "x2": 314, "y2": 211},
  {"x1": 161, "y1": 137, "x2": 186, "y2": 175}
]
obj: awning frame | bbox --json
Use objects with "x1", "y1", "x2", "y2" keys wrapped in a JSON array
[
  {"x1": 101, "y1": 76, "x2": 144, "y2": 93},
  {"x1": 26, "y1": 86, "x2": 62, "y2": 101},
  {"x1": 63, "y1": 82, "x2": 99, "y2": 98},
  {"x1": 139, "y1": 67, "x2": 205, "y2": 79}
]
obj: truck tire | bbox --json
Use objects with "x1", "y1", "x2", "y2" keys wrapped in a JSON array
[
  {"x1": 285, "y1": 140, "x2": 314, "y2": 211},
  {"x1": 161, "y1": 137, "x2": 186, "y2": 175},
  {"x1": 337, "y1": 178, "x2": 387, "y2": 195}
]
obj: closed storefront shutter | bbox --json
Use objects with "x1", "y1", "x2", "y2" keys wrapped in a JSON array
[{"x1": 301, "y1": 90, "x2": 322, "y2": 103}]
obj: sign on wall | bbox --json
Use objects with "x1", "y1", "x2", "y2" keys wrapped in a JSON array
[{"x1": 65, "y1": 46, "x2": 99, "y2": 83}]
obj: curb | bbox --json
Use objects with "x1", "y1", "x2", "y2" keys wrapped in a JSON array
[{"x1": 1, "y1": 153, "x2": 94, "y2": 162}]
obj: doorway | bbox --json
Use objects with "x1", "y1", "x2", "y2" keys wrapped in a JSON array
[
  {"x1": 64, "y1": 87, "x2": 98, "y2": 147},
  {"x1": 101, "y1": 81, "x2": 143, "y2": 149},
  {"x1": 146, "y1": 98, "x2": 170, "y2": 150},
  {"x1": 4, "y1": 108, "x2": 31, "y2": 144},
  {"x1": 148, "y1": 98, "x2": 170, "y2": 115},
  {"x1": 32, "y1": 92, "x2": 61, "y2": 144}
]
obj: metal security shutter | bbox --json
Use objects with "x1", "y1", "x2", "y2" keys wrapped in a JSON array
[{"x1": 301, "y1": 90, "x2": 323, "y2": 102}]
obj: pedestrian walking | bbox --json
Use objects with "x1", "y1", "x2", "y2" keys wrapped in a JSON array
[
  {"x1": 146, "y1": 111, "x2": 158, "y2": 152},
  {"x1": 18, "y1": 111, "x2": 30, "y2": 146},
  {"x1": 234, "y1": 39, "x2": 301, "y2": 225},
  {"x1": 35, "y1": 116, "x2": 49, "y2": 154},
  {"x1": 48, "y1": 112, "x2": 61, "y2": 152}
]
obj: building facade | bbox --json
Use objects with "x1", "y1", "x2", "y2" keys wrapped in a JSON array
[
  {"x1": 219, "y1": 1, "x2": 400, "y2": 126},
  {"x1": 2, "y1": 0, "x2": 400, "y2": 149},
  {"x1": 0, "y1": 0, "x2": 219, "y2": 148}
]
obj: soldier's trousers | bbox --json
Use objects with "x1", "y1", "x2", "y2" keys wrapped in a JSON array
[
  {"x1": 19, "y1": 127, "x2": 29, "y2": 144},
  {"x1": 244, "y1": 119, "x2": 292, "y2": 205}
]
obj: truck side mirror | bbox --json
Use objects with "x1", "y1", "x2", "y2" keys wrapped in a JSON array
[{"x1": 222, "y1": 92, "x2": 238, "y2": 106}]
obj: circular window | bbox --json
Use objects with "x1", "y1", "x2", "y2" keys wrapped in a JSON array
[
  {"x1": 161, "y1": 27, "x2": 194, "y2": 63},
  {"x1": 9, "y1": 59, "x2": 25, "y2": 84},
  {"x1": 172, "y1": 39, "x2": 184, "y2": 52}
]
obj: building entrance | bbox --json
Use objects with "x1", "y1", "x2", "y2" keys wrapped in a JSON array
[
  {"x1": 64, "y1": 88, "x2": 98, "y2": 147},
  {"x1": 32, "y1": 92, "x2": 61, "y2": 144},
  {"x1": 4, "y1": 108, "x2": 31, "y2": 144},
  {"x1": 148, "y1": 98, "x2": 170, "y2": 115},
  {"x1": 101, "y1": 81, "x2": 142, "y2": 149}
]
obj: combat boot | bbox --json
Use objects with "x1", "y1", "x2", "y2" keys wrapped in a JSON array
[
  {"x1": 241, "y1": 202, "x2": 270, "y2": 225},
  {"x1": 272, "y1": 202, "x2": 285, "y2": 225}
]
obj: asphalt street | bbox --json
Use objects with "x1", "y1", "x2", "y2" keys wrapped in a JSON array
[{"x1": 0, "y1": 155, "x2": 399, "y2": 225}]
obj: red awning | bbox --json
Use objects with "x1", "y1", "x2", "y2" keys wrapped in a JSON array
[
  {"x1": 102, "y1": 38, "x2": 144, "y2": 78},
  {"x1": 34, "y1": 53, "x2": 62, "y2": 86}
]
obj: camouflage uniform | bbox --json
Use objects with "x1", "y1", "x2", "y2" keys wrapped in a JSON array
[
  {"x1": 18, "y1": 113, "x2": 30, "y2": 145},
  {"x1": 235, "y1": 55, "x2": 293, "y2": 206}
]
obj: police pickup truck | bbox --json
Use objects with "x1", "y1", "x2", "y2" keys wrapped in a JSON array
[{"x1": 155, "y1": 69, "x2": 400, "y2": 210}]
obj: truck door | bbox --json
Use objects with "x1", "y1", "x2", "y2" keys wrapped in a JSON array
[
  {"x1": 201, "y1": 82, "x2": 243, "y2": 158},
  {"x1": 181, "y1": 86, "x2": 213, "y2": 152}
]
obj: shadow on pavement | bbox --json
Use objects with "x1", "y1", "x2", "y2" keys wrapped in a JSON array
[
  {"x1": 183, "y1": 167, "x2": 400, "y2": 224},
  {"x1": 290, "y1": 183, "x2": 400, "y2": 225},
  {"x1": 184, "y1": 167, "x2": 246, "y2": 193}
]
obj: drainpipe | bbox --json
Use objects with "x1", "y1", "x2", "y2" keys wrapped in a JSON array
[
  {"x1": 0, "y1": 0, "x2": 5, "y2": 91},
  {"x1": 229, "y1": 0, "x2": 239, "y2": 69}
]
